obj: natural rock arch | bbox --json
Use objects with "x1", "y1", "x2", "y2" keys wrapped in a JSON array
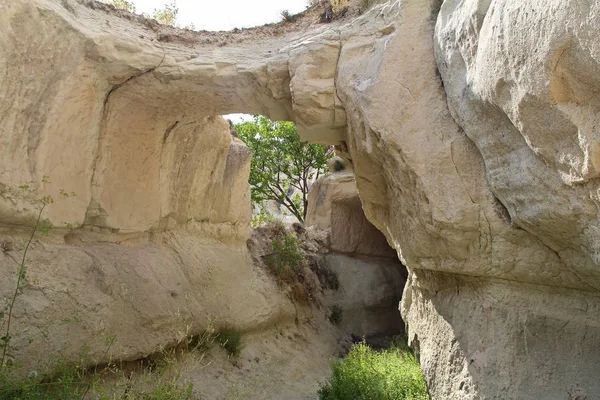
[{"x1": 2, "y1": 0, "x2": 600, "y2": 399}]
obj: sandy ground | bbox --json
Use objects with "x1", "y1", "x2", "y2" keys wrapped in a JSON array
[
  {"x1": 95, "y1": 306, "x2": 349, "y2": 400},
  {"x1": 187, "y1": 312, "x2": 345, "y2": 400}
]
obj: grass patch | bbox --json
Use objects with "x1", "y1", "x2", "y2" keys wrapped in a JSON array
[
  {"x1": 0, "y1": 362, "x2": 88, "y2": 400},
  {"x1": 0, "y1": 353, "x2": 196, "y2": 400},
  {"x1": 217, "y1": 328, "x2": 243, "y2": 358},
  {"x1": 318, "y1": 341, "x2": 428, "y2": 400},
  {"x1": 102, "y1": 383, "x2": 194, "y2": 400}
]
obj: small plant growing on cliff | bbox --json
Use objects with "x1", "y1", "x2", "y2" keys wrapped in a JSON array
[
  {"x1": 280, "y1": 9, "x2": 297, "y2": 22},
  {"x1": 327, "y1": 156, "x2": 346, "y2": 172},
  {"x1": 1, "y1": 186, "x2": 55, "y2": 368},
  {"x1": 101, "y1": 0, "x2": 136, "y2": 12},
  {"x1": 217, "y1": 328, "x2": 244, "y2": 358},
  {"x1": 266, "y1": 233, "x2": 306, "y2": 283},
  {"x1": 153, "y1": 1, "x2": 178, "y2": 26},
  {"x1": 329, "y1": 305, "x2": 343, "y2": 325},
  {"x1": 264, "y1": 232, "x2": 318, "y2": 303}
]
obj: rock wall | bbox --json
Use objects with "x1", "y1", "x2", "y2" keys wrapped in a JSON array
[
  {"x1": 333, "y1": 0, "x2": 600, "y2": 398},
  {"x1": 2, "y1": 0, "x2": 600, "y2": 398}
]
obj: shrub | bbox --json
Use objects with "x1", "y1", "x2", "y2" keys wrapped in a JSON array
[
  {"x1": 265, "y1": 233, "x2": 306, "y2": 283},
  {"x1": 329, "y1": 305, "x2": 343, "y2": 325},
  {"x1": 318, "y1": 342, "x2": 428, "y2": 400},
  {"x1": 280, "y1": 9, "x2": 297, "y2": 22},
  {"x1": 153, "y1": 1, "x2": 178, "y2": 26},
  {"x1": 101, "y1": 0, "x2": 136, "y2": 12},
  {"x1": 251, "y1": 208, "x2": 276, "y2": 227},
  {"x1": 217, "y1": 328, "x2": 244, "y2": 358}
]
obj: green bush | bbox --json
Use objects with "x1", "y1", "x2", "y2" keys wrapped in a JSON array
[
  {"x1": 251, "y1": 208, "x2": 276, "y2": 227},
  {"x1": 218, "y1": 328, "x2": 244, "y2": 358},
  {"x1": 318, "y1": 342, "x2": 428, "y2": 400},
  {"x1": 265, "y1": 233, "x2": 306, "y2": 284},
  {"x1": 329, "y1": 305, "x2": 343, "y2": 325},
  {"x1": 0, "y1": 362, "x2": 194, "y2": 400},
  {"x1": 280, "y1": 9, "x2": 297, "y2": 22}
]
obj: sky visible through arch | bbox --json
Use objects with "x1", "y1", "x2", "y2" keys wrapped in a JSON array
[{"x1": 135, "y1": 0, "x2": 309, "y2": 31}]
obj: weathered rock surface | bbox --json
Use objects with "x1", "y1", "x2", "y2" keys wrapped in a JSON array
[
  {"x1": 325, "y1": 254, "x2": 405, "y2": 338},
  {"x1": 307, "y1": 171, "x2": 396, "y2": 257},
  {"x1": 2, "y1": 0, "x2": 600, "y2": 398},
  {"x1": 0, "y1": 228, "x2": 295, "y2": 369},
  {"x1": 306, "y1": 172, "x2": 406, "y2": 338},
  {"x1": 334, "y1": 0, "x2": 600, "y2": 398}
]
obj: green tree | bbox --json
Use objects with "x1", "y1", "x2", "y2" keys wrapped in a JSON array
[
  {"x1": 153, "y1": 1, "x2": 178, "y2": 26},
  {"x1": 236, "y1": 115, "x2": 332, "y2": 223},
  {"x1": 102, "y1": 0, "x2": 136, "y2": 12}
]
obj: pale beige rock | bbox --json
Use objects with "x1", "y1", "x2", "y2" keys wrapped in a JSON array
[
  {"x1": 306, "y1": 172, "x2": 406, "y2": 337},
  {"x1": 306, "y1": 172, "x2": 356, "y2": 232},
  {"x1": 0, "y1": 228, "x2": 295, "y2": 369},
  {"x1": 307, "y1": 172, "x2": 396, "y2": 257},
  {"x1": 402, "y1": 269, "x2": 600, "y2": 399},
  {"x1": 0, "y1": 0, "x2": 349, "y2": 232},
  {"x1": 3, "y1": 0, "x2": 600, "y2": 398},
  {"x1": 333, "y1": 0, "x2": 600, "y2": 398}
]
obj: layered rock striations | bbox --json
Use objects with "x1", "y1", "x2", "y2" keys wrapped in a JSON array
[{"x1": 1, "y1": 0, "x2": 600, "y2": 398}]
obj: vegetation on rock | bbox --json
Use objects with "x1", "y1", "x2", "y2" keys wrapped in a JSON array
[
  {"x1": 217, "y1": 328, "x2": 244, "y2": 358},
  {"x1": 0, "y1": 181, "x2": 196, "y2": 400},
  {"x1": 280, "y1": 9, "x2": 298, "y2": 23},
  {"x1": 318, "y1": 341, "x2": 428, "y2": 400},
  {"x1": 329, "y1": 305, "x2": 343, "y2": 325},
  {"x1": 102, "y1": 0, "x2": 136, "y2": 12},
  {"x1": 266, "y1": 232, "x2": 307, "y2": 283},
  {"x1": 152, "y1": 1, "x2": 178, "y2": 26}
]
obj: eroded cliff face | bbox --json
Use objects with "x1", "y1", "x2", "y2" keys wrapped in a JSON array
[
  {"x1": 334, "y1": 0, "x2": 600, "y2": 398},
  {"x1": 2, "y1": 0, "x2": 600, "y2": 398}
]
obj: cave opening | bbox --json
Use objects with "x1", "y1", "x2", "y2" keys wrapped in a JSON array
[{"x1": 225, "y1": 113, "x2": 409, "y2": 347}]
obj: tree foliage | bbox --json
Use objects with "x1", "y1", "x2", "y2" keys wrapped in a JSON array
[
  {"x1": 153, "y1": 1, "x2": 179, "y2": 26},
  {"x1": 236, "y1": 116, "x2": 332, "y2": 223},
  {"x1": 102, "y1": 0, "x2": 136, "y2": 12}
]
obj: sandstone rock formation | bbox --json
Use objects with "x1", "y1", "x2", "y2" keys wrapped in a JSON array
[
  {"x1": 306, "y1": 172, "x2": 405, "y2": 338},
  {"x1": 334, "y1": 0, "x2": 600, "y2": 398},
  {"x1": 2, "y1": 0, "x2": 600, "y2": 398}
]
